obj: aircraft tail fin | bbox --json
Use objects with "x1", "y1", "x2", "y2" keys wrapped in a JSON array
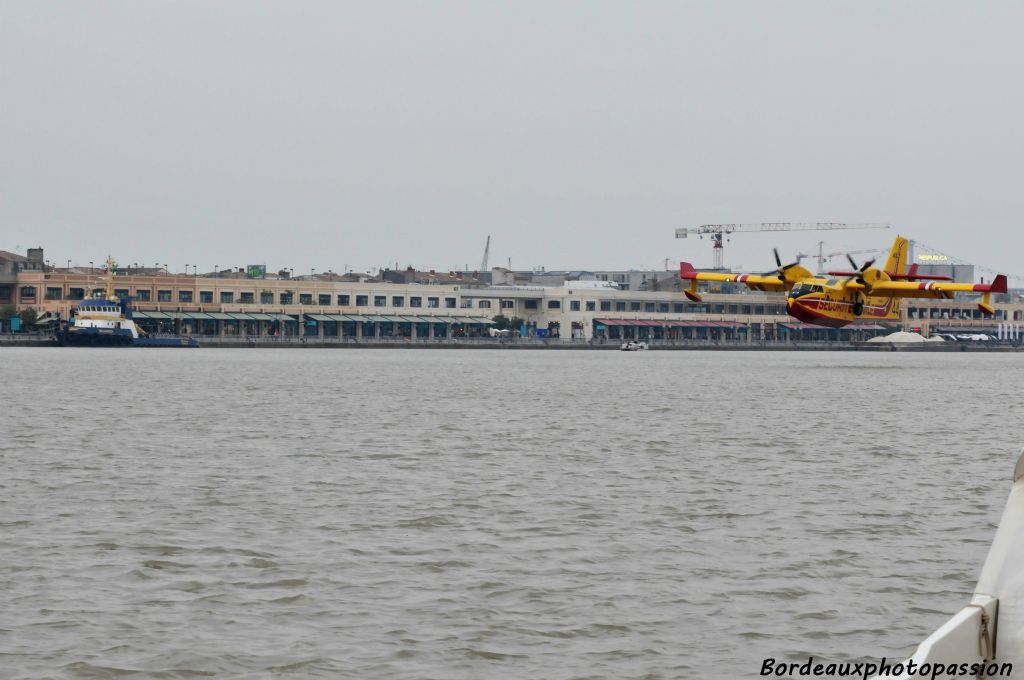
[
  {"x1": 884, "y1": 236, "x2": 909, "y2": 275},
  {"x1": 678, "y1": 262, "x2": 702, "y2": 301}
]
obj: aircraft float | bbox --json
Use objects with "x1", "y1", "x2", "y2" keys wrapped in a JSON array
[{"x1": 679, "y1": 236, "x2": 1007, "y2": 328}]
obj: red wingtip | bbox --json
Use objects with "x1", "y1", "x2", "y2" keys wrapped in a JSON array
[
  {"x1": 992, "y1": 274, "x2": 1008, "y2": 294},
  {"x1": 679, "y1": 262, "x2": 698, "y2": 280}
]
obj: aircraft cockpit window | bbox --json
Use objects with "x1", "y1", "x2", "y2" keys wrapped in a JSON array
[{"x1": 791, "y1": 284, "x2": 822, "y2": 297}]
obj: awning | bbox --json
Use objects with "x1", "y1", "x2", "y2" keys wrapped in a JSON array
[
  {"x1": 779, "y1": 321, "x2": 887, "y2": 331},
  {"x1": 307, "y1": 314, "x2": 334, "y2": 322},
  {"x1": 594, "y1": 318, "x2": 748, "y2": 328},
  {"x1": 139, "y1": 311, "x2": 172, "y2": 319},
  {"x1": 205, "y1": 313, "x2": 236, "y2": 320},
  {"x1": 403, "y1": 316, "x2": 450, "y2": 323},
  {"x1": 457, "y1": 316, "x2": 494, "y2": 324},
  {"x1": 344, "y1": 314, "x2": 373, "y2": 323},
  {"x1": 932, "y1": 327, "x2": 998, "y2": 334},
  {"x1": 181, "y1": 312, "x2": 215, "y2": 320},
  {"x1": 245, "y1": 313, "x2": 277, "y2": 321},
  {"x1": 228, "y1": 313, "x2": 258, "y2": 321}
]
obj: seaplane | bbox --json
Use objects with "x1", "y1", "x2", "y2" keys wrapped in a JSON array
[{"x1": 679, "y1": 236, "x2": 1008, "y2": 328}]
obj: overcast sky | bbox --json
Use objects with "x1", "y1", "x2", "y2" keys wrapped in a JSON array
[{"x1": 2, "y1": 2, "x2": 1022, "y2": 277}]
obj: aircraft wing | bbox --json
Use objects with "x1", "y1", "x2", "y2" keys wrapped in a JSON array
[
  {"x1": 869, "y1": 275, "x2": 1007, "y2": 313},
  {"x1": 869, "y1": 275, "x2": 1007, "y2": 298},
  {"x1": 679, "y1": 262, "x2": 800, "y2": 301}
]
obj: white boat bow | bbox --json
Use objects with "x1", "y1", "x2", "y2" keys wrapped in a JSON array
[{"x1": 873, "y1": 448, "x2": 1024, "y2": 678}]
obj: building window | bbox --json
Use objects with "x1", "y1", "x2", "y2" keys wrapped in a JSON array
[
  {"x1": 114, "y1": 289, "x2": 129, "y2": 299},
  {"x1": 356, "y1": 295, "x2": 368, "y2": 306},
  {"x1": 374, "y1": 295, "x2": 386, "y2": 307},
  {"x1": 19, "y1": 286, "x2": 37, "y2": 300},
  {"x1": 337, "y1": 294, "x2": 350, "y2": 306},
  {"x1": 501, "y1": 300, "x2": 514, "y2": 309},
  {"x1": 392, "y1": 296, "x2": 404, "y2": 307},
  {"x1": 445, "y1": 297, "x2": 457, "y2": 308},
  {"x1": 299, "y1": 293, "x2": 313, "y2": 305},
  {"x1": 261, "y1": 291, "x2": 274, "y2": 304},
  {"x1": 179, "y1": 290, "x2": 193, "y2": 303},
  {"x1": 318, "y1": 294, "x2": 330, "y2": 306},
  {"x1": 135, "y1": 289, "x2": 151, "y2": 302},
  {"x1": 644, "y1": 302, "x2": 655, "y2": 312},
  {"x1": 280, "y1": 292, "x2": 293, "y2": 305},
  {"x1": 674, "y1": 303, "x2": 684, "y2": 313},
  {"x1": 45, "y1": 287, "x2": 62, "y2": 300},
  {"x1": 615, "y1": 301, "x2": 626, "y2": 311},
  {"x1": 68, "y1": 288, "x2": 85, "y2": 300},
  {"x1": 525, "y1": 300, "x2": 538, "y2": 309},
  {"x1": 630, "y1": 301, "x2": 641, "y2": 311},
  {"x1": 240, "y1": 292, "x2": 255, "y2": 304},
  {"x1": 159, "y1": 290, "x2": 173, "y2": 302},
  {"x1": 410, "y1": 296, "x2": 422, "y2": 307},
  {"x1": 569, "y1": 300, "x2": 580, "y2": 311},
  {"x1": 427, "y1": 297, "x2": 439, "y2": 308},
  {"x1": 200, "y1": 291, "x2": 213, "y2": 303},
  {"x1": 586, "y1": 301, "x2": 596, "y2": 311},
  {"x1": 658, "y1": 303, "x2": 669, "y2": 313},
  {"x1": 547, "y1": 300, "x2": 561, "y2": 309},
  {"x1": 600, "y1": 300, "x2": 611, "y2": 311},
  {"x1": 478, "y1": 300, "x2": 491, "y2": 308},
  {"x1": 220, "y1": 291, "x2": 234, "y2": 303}
]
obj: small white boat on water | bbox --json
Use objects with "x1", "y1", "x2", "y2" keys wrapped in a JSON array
[
  {"x1": 620, "y1": 341, "x2": 649, "y2": 351},
  {"x1": 873, "y1": 449, "x2": 1024, "y2": 678}
]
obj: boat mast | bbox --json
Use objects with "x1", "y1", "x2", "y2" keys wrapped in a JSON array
[{"x1": 104, "y1": 256, "x2": 116, "y2": 300}]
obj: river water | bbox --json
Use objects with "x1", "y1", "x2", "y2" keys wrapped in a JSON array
[{"x1": 2, "y1": 348, "x2": 1021, "y2": 679}]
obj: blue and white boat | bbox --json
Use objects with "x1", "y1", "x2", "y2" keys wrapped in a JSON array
[{"x1": 59, "y1": 257, "x2": 198, "y2": 347}]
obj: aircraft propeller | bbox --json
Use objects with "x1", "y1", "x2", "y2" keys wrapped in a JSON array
[
  {"x1": 767, "y1": 248, "x2": 801, "y2": 281},
  {"x1": 845, "y1": 253, "x2": 876, "y2": 284}
]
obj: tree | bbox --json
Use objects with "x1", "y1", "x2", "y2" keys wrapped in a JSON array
[
  {"x1": 18, "y1": 308, "x2": 38, "y2": 327},
  {"x1": 491, "y1": 314, "x2": 510, "y2": 330},
  {"x1": 0, "y1": 304, "x2": 16, "y2": 320}
]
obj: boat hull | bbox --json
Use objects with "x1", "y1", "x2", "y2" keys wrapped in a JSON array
[{"x1": 58, "y1": 328, "x2": 198, "y2": 348}]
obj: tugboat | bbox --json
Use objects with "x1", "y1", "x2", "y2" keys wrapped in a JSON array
[
  {"x1": 57, "y1": 257, "x2": 198, "y2": 347},
  {"x1": 619, "y1": 340, "x2": 649, "y2": 351}
]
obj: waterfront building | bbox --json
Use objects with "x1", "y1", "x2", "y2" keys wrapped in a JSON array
[{"x1": 8, "y1": 249, "x2": 1024, "y2": 342}]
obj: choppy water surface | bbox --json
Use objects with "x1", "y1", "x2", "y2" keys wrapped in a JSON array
[{"x1": 2, "y1": 348, "x2": 1022, "y2": 679}]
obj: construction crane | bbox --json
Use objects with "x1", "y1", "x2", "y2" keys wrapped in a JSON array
[
  {"x1": 794, "y1": 242, "x2": 884, "y2": 274},
  {"x1": 480, "y1": 235, "x2": 490, "y2": 271},
  {"x1": 674, "y1": 222, "x2": 889, "y2": 270}
]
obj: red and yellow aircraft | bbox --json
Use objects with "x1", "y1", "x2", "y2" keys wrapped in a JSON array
[{"x1": 679, "y1": 236, "x2": 1008, "y2": 328}]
